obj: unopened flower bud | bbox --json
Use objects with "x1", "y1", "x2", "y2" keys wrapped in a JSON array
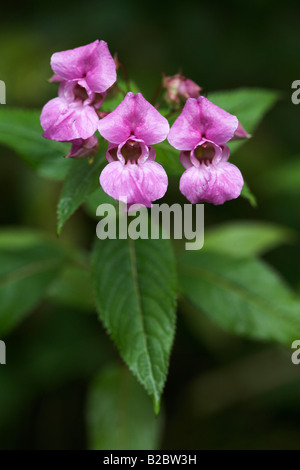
[
  {"x1": 163, "y1": 74, "x2": 202, "y2": 104},
  {"x1": 66, "y1": 135, "x2": 99, "y2": 159},
  {"x1": 232, "y1": 121, "x2": 251, "y2": 140}
]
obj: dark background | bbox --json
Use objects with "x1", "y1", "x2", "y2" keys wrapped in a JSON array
[{"x1": 1, "y1": 0, "x2": 300, "y2": 449}]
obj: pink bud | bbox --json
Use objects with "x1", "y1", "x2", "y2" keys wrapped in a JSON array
[
  {"x1": 163, "y1": 74, "x2": 202, "y2": 104},
  {"x1": 232, "y1": 121, "x2": 251, "y2": 140},
  {"x1": 65, "y1": 136, "x2": 99, "y2": 159}
]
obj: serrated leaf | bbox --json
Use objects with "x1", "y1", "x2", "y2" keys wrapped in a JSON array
[
  {"x1": 57, "y1": 146, "x2": 107, "y2": 234},
  {"x1": 86, "y1": 365, "x2": 163, "y2": 450},
  {"x1": 0, "y1": 108, "x2": 70, "y2": 180},
  {"x1": 179, "y1": 251, "x2": 300, "y2": 345},
  {"x1": 209, "y1": 88, "x2": 279, "y2": 154},
  {"x1": 91, "y1": 237, "x2": 177, "y2": 412},
  {"x1": 204, "y1": 221, "x2": 294, "y2": 258},
  {"x1": 0, "y1": 229, "x2": 67, "y2": 335},
  {"x1": 84, "y1": 188, "x2": 115, "y2": 220}
]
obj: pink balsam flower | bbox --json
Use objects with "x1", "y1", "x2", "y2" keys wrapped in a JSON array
[
  {"x1": 41, "y1": 40, "x2": 116, "y2": 141},
  {"x1": 98, "y1": 92, "x2": 169, "y2": 207},
  {"x1": 168, "y1": 96, "x2": 244, "y2": 205}
]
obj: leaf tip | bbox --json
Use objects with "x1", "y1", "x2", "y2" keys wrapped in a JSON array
[
  {"x1": 153, "y1": 397, "x2": 161, "y2": 416},
  {"x1": 56, "y1": 223, "x2": 62, "y2": 237}
]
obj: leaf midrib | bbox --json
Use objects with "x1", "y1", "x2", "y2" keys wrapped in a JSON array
[
  {"x1": 128, "y1": 238, "x2": 159, "y2": 403},
  {"x1": 180, "y1": 262, "x2": 299, "y2": 321},
  {"x1": 0, "y1": 258, "x2": 62, "y2": 287},
  {"x1": 0, "y1": 120, "x2": 68, "y2": 153}
]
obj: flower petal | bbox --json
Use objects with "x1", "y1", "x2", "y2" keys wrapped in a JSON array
[
  {"x1": 197, "y1": 96, "x2": 238, "y2": 145},
  {"x1": 85, "y1": 40, "x2": 117, "y2": 93},
  {"x1": 41, "y1": 97, "x2": 99, "y2": 141},
  {"x1": 132, "y1": 93, "x2": 169, "y2": 145},
  {"x1": 179, "y1": 161, "x2": 244, "y2": 205},
  {"x1": 98, "y1": 92, "x2": 169, "y2": 145},
  {"x1": 40, "y1": 97, "x2": 67, "y2": 132},
  {"x1": 51, "y1": 40, "x2": 116, "y2": 93},
  {"x1": 168, "y1": 96, "x2": 239, "y2": 150},
  {"x1": 99, "y1": 160, "x2": 168, "y2": 206},
  {"x1": 179, "y1": 151, "x2": 193, "y2": 169},
  {"x1": 51, "y1": 41, "x2": 99, "y2": 80},
  {"x1": 106, "y1": 143, "x2": 118, "y2": 163},
  {"x1": 168, "y1": 98, "x2": 202, "y2": 150},
  {"x1": 98, "y1": 93, "x2": 133, "y2": 143}
]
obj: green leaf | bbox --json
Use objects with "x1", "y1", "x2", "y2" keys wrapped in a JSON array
[
  {"x1": 84, "y1": 188, "x2": 115, "y2": 220},
  {"x1": 101, "y1": 79, "x2": 140, "y2": 112},
  {"x1": 209, "y1": 88, "x2": 279, "y2": 153},
  {"x1": 0, "y1": 108, "x2": 70, "y2": 180},
  {"x1": 46, "y1": 265, "x2": 95, "y2": 311},
  {"x1": 91, "y1": 237, "x2": 177, "y2": 412},
  {"x1": 241, "y1": 181, "x2": 257, "y2": 207},
  {"x1": 155, "y1": 141, "x2": 183, "y2": 175},
  {"x1": 204, "y1": 221, "x2": 294, "y2": 258},
  {"x1": 57, "y1": 145, "x2": 107, "y2": 234},
  {"x1": 179, "y1": 251, "x2": 300, "y2": 345},
  {"x1": 257, "y1": 157, "x2": 300, "y2": 196},
  {"x1": 0, "y1": 229, "x2": 67, "y2": 335},
  {"x1": 86, "y1": 365, "x2": 163, "y2": 450},
  {"x1": 159, "y1": 110, "x2": 181, "y2": 126}
]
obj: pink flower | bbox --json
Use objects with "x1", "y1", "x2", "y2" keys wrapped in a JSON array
[
  {"x1": 168, "y1": 96, "x2": 244, "y2": 205},
  {"x1": 98, "y1": 92, "x2": 169, "y2": 207},
  {"x1": 163, "y1": 74, "x2": 202, "y2": 104},
  {"x1": 41, "y1": 40, "x2": 116, "y2": 142}
]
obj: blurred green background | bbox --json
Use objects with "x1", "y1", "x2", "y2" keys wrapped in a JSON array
[{"x1": 1, "y1": 0, "x2": 300, "y2": 449}]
